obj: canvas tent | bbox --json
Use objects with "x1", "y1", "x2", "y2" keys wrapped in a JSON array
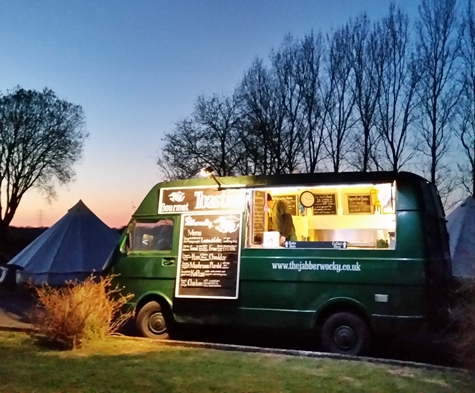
[
  {"x1": 7, "y1": 200, "x2": 120, "y2": 286},
  {"x1": 446, "y1": 196, "x2": 475, "y2": 278}
]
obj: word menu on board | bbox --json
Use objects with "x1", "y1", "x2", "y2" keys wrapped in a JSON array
[{"x1": 176, "y1": 213, "x2": 242, "y2": 299}]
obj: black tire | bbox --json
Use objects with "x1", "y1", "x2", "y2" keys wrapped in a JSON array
[
  {"x1": 320, "y1": 312, "x2": 370, "y2": 355},
  {"x1": 136, "y1": 301, "x2": 171, "y2": 339}
]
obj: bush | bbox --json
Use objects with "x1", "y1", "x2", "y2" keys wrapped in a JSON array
[
  {"x1": 29, "y1": 274, "x2": 133, "y2": 349},
  {"x1": 451, "y1": 279, "x2": 475, "y2": 371}
]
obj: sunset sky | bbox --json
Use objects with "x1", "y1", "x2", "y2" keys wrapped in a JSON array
[{"x1": 1, "y1": 0, "x2": 419, "y2": 228}]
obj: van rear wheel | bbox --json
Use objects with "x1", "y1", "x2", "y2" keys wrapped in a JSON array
[
  {"x1": 320, "y1": 312, "x2": 370, "y2": 355},
  {"x1": 136, "y1": 301, "x2": 170, "y2": 339}
]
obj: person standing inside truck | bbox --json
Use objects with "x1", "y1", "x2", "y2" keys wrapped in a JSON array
[{"x1": 267, "y1": 193, "x2": 297, "y2": 244}]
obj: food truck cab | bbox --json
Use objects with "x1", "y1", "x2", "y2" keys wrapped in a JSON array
[{"x1": 104, "y1": 171, "x2": 452, "y2": 355}]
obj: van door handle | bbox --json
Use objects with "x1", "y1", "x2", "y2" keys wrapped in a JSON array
[{"x1": 162, "y1": 258, "x2": 175, "y2": 266}]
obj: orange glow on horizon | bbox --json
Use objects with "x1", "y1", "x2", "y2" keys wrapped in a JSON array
[{"x1": 9, "y1": 194, "x2": 135, "y2": 229}]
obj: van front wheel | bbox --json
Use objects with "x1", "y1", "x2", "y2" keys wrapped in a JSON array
[
  {"x1": 320, "y1": 312, "x2": 370, "y2": 355},
  {"x1": 136, "y1": 301, "x2": 170, "y2": 340}
]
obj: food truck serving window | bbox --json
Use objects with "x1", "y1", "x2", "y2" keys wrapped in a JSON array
[
  {"x1": 246, "y1": 182, "x2": 397, "y2": 250},
  {"x1": 129, "y1": 219, "x2": 174, "y2": 251}
]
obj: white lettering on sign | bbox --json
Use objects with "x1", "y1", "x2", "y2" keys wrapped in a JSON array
[
  {"x1": 191, "y1": 279, "x2": 203, "y2": 286},
  {"x1": 184, "y1": 216, "x2": 214, "y2": 228},
  {"x1": 160, "y1": 187, "x2": 245, "y2": 214},
  {"x1": 194, "y1": 191, "x2": 243, "y2": 210},
  {"x1": 208, "y1": 253, "x2": 227, "y2": 261},
  {"x1": 202, "y1": 237, "x2": 222, "y2": 243},
  {"x1": 161, "y1": 202, "x2": 189, "y2": 212},
  {"x1": 271, "y1": 260, "x2": 362, "y2": 273},
  {"x1": 332, "y1": 241, "x2": 348, "y2": 249}
]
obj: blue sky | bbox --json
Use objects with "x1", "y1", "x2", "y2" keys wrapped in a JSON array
[{"x1": 0, "y1": 0, "x2": 419, "y2": 228}]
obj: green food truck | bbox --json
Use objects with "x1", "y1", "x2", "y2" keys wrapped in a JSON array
[{"x1": 104, "y1": 171, "x2": 452, "y2": 355}]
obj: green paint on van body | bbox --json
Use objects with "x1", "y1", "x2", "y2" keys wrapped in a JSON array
[{"x1": 104, "y1": 171, "x2": 451, "y2": 353}]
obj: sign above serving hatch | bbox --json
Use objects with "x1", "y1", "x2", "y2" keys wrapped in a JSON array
[{"x1": 159, "y1": 187, "x2": 245, "y2": 214}]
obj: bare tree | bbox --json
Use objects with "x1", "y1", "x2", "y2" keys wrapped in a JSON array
[
  {"x1": 0, "y1": 87, "x2": 87, "y2": 237},
  {"x1": 323, "y1": 27, "x2": 357, "y2": 172},
  {"x1": 157, "y1": 117, "x2": 203, "y2": 180},
  {"x1": 238, "y1": 35, "x2": 326, "y2": 175},
  {"x1": 458, "y1": 0, "x2": 475, "y2": 195},
  {"x1": 237, "y1": 58, "x2": 278, "y2": 175},
  {"x1": 415, "y1": 0, "x2": 461, "y2": 199},
  {"x1": 238, "y1": 57, "x2": 303, "y2": 175},
  {"x1": 270, "y1": 34, "x2": 307, "y2": 173},
  {"x1": 376, "y1": 4, "x2": 419, "y2": 172},
  {"x1": 156, "y1": 0, "x2": 468, "y2": 190},
  {"x1": 157, "y1": 94, "x2": 244, "y2": 180},
  {"x1": 348, "y1": 15, "x2": 384, "y2": 172},
  {"x1": 296, "y1": 32, "x2": 328, "y2": 173}
]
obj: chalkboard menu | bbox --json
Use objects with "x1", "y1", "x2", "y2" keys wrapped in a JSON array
[
  {"x1": 347, "y1": 194, "x2": 372, "y2": 213},
  {"x1": 176, "y1": 213, "x2": 242, "y2": 299},
  {"x1": 313, "y1": 193, "x2": 337, "y2": 215},
  {"x1": 273, "y1": 195, "x2": 297, "y2": 216},
  {"x1": 252, "y1": 191, "x2": 266, "y2": 244}
]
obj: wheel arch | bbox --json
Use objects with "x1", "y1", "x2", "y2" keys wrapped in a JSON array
[
  {"x1": 314, "y1": 297, "x2": 373, "y2": 331},
  {"x1": 134, "y1": 291, "x2": 174, "y2": 321}
]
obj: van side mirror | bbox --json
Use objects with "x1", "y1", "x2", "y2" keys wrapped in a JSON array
[{"x1": 124, "y1": 231, "x2": 132, "y2": 254}]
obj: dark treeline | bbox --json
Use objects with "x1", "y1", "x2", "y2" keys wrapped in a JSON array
[{"x1": 157, "y1": 0, "x2": 475, "y2": 206}]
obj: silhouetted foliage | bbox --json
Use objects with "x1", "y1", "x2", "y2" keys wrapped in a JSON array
[
  {"x1": 375, "y1": 5, "x2": 419, "y2": 171},
  {"x1": 458, "y1": 0, "x2": 475, "y2": 196},
  {"x1": 157, "y1": 0, "x2": 475, "y2": 208},
  {"x1": 0, "y1": 87, "x2": 87, "y2": 236},
  {"x1": 158, "y1": 94, "x2": 244, "y2": 179},
  {"x1": 415, "y1": 0, "x2": 461, "y2": 201}
]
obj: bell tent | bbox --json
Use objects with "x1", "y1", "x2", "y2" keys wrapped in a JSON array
[
  {"x1": 7, "y1": 200, "x2": 120, "y2": 286},
  {"x1": 446, "y1": 196, "x2": 475, "y2": 278}
]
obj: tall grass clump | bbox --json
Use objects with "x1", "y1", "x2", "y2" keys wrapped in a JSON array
[{"x1": 30, "y1": 274, "x2": 133, "y2": 349}]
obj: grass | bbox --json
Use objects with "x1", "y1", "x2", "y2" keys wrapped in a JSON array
[{"x1": 0, "y1": 331, "x2": 473, "y2": 393}]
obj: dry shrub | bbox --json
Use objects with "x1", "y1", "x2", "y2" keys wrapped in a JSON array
[
  {"x1": 451, "y1": 279, "x2": 475, "y2": 371},
  {"x1": 29, "y1": 274, "x2": 133, "y2": 349}
]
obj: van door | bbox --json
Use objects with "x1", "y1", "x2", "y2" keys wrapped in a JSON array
[{"x1": 113, "y1": 217, "x2": 179, "y2": 300}]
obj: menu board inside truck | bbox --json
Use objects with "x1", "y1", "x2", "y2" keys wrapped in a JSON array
[
  {"x1": 312, "y1": 193, "x2": 337, "y2": 215},
  {"x1": 252, "y1": 190, "x2": 266, "y2": 244}
]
